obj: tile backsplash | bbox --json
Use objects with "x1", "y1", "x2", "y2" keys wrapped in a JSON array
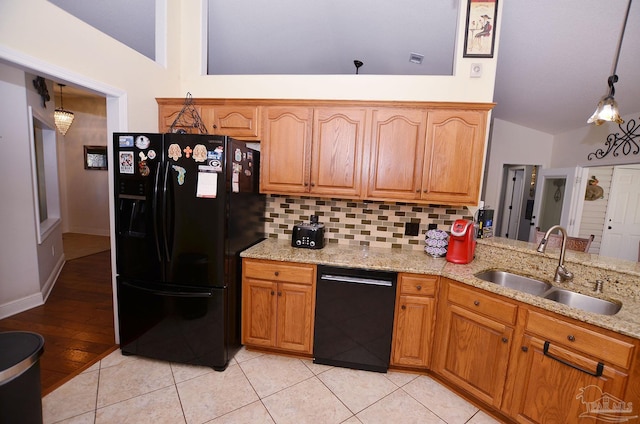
[{"x1": 265, "y1": 195, "x2": 473, "y2": 250}]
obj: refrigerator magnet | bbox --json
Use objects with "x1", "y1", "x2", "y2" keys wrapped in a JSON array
[
  {"x1": 147, "y1": 150, "x2": 156, "y2": 160},
  {"x1": 196, "y1": 165, "x2": 218, "y2": 198},
  {"x1": 183, "y1": 146, "x2": 192, "y2": 158},
  {"x1": 172, "y1": 165, "x2": 186, "y2": 185},
  {"x1": 168, "y1": 144, "x2": 182, "y2": 161},
  {"x1": 119, "y1": 152, "x2": 134, "y2": 174},
  {"x1": 208, "y1": 159, "x2": 222, "y2": 172},
  {"x1": 232, "y1": 172, "x2": 240, "y2": 193},
  {"x1": 139, "y1": 161, "x2": 150, "y2": 177},
  {"x1": 139, "y1": 151, "x2": 148, "y2": 161},
  {"x1": 234, "y1": 148, "x2": 242, "y2": 162},
  {"x1": 135, "y1": 135, "x2": 150, "y2": 149},
  {"x1": 119, "y1": 135, "x2": 134, "y2": 148},
  {"x1": 192, "y1": 144, "x2": 207, "y2": 162}
]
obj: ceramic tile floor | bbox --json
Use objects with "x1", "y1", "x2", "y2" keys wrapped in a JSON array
[{"x1": 42, "y1": 348, "x2": 502, "y2": 424}]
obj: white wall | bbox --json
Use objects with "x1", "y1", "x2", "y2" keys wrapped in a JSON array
[
  {"x1": 58, "y1": 95, "x2": 110, "y2": 236},
  {"x1": 0, "y1": 64, "x2": 43, "y2": 317},
  {"x1": 483, "y1": 119, "x2": 554, "y2": 231}
]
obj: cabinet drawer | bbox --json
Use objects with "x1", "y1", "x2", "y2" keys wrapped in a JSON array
[
  {"x1": 243, "y1": 259, "x2": 315, "y2": 285},
  {"x1": 399, "y1": 274, "x2": 437, "y2": 296},
  {"x1": 447, "y1": 283, "x2": 517, "y2": 325},
  {"x1": 525, "y1": 310, "x2": 634, "y2": 369}
]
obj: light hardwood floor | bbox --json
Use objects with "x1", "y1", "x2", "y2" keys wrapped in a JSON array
[{"x1": 0, "y1": 250, "x2": 117, "y2": 396}]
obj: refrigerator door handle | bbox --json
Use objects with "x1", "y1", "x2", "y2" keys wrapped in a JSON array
[
  {"x1": 121, "y1": 281, "x2": 213, "y2": 298},
  {"x1": 152, "y1": 161, "x2": 162, "y2": 262},
  {"x1": 162, "y1": 161, "x2": 172, "y2": 262}
]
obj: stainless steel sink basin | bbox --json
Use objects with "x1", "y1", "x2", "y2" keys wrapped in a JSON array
[
  {"x1": 543, "y1": 288, "x2": 621, "y2": 316},
  {"x1": 474, "y1": 270, "x2": 552, "y2": 296},
  {"x1": 474, "y1": 270, "x2": 621, "y2": 315}
]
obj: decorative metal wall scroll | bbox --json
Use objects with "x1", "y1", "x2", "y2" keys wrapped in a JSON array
[{"x1": 587, "y1": 117, "x2": 640, "y2": 160}]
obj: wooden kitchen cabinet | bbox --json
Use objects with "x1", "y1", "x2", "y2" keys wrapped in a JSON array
[
  {"x1": 367, "y1": 108, "x2": 428, "y2": 200},
  {"x1": 391, "y1": 273, "x2": 438, "y2": 368},
  {"x1": 260, "y1": 106, "x2": 366, "y2": 197},
  {"x1": 367, "y1": 108, "x2": 487, "y2": 204},
  {"x1": 156, "y1": 99, "x2": 260, "y2": 139},
  {"x1": 433, "y1": 278, "x2": 517, "y2": 408},
  {"x1": 421, "y1": 110, "x2": 487, "y2": 205},
  {"x1": 506, "y1": 309, "x2": 634, "y2": 423},
  {"x1": 241, "y1": 258, "x2": 316, "y2": 354},
  {"x1": 201, "y1": 105, "x2": 260, "y2": 139}
]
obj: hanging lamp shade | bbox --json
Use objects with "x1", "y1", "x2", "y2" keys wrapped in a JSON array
[
  {"x1": 587, "y1": 0, "x2": 632, "y2": 125},
  {"x1": 54, "y1": 84, "x2": 74, "y2": 135}
]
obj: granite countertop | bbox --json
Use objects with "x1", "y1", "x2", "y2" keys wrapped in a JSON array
[{"x1": 242, "y1": 238, "x2": 640, "y2": 340}]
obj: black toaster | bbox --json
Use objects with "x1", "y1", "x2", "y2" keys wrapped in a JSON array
[{"x1": 292, "y1": 215, "x2": 325, "y2": 249}]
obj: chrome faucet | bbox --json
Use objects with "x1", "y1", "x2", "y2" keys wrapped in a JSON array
[{"x1": 536, "y1": 225, "x2": 574, "y2": 283}]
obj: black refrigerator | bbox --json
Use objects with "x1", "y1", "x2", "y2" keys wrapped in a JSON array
[{"x1": 113, "y1": 132, "x2": 265, "y2": 370}]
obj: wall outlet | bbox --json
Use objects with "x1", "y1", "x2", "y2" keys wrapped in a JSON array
[{"x1": 405, "y1": 222, "x2": 420, "y2": 236}]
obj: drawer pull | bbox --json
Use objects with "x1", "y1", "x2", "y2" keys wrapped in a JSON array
[
  {"x1": 521, "y1": 346, "x2": 529, "y2": 352},
  {"x1": 543, "y1": 341, "x2": 604, "y2": 377},
  {"x1": 401, "y1": 305, "x2": 406, "y2": 310},
  {"x1": 416, "y1": 285, "x2": 422, "y2": 291},
  {"x1": 274, "y1": 271, "x2": 280, "y2": 277},
  {"x1": 567, "y1": 335, "x2": 575, "y2": 342},
  {"x1": 473, "y1": 300, "x2": 480, "y2": 306},
  {"x1": 271, "y1": 291, "x2": 275, "y2": 296},
  {"x1": 278, "y1": 291, "x2": 282, "y2": 297},
  {"x1": 502, "y1": 337, "x2": 509, "y2": 343}
]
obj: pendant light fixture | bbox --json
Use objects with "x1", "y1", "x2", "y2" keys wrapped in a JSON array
[
  {"x1": 54, "y1": 84, "x2": 74, "y2": 135},
  {"x1": 587, "y1": 0, "x2": 632, "y2": 125}
]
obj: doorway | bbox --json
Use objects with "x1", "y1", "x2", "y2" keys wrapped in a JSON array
[
  {"x1": 497, "y1": 164, "x2": 536, "y2": 241},
  {"x1": 599, "y1": 166, "x2": 640, "y2": 261}
]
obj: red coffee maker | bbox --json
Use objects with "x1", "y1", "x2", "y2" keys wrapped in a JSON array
[{"x1": 446, "y1": 219, "x2": 477, "y2": 264}]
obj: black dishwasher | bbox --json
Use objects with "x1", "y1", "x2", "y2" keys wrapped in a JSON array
[{"x1": 313, "y1": 265, "x2": 397, "y2": 372}]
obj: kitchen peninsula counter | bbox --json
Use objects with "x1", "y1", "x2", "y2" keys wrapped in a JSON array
[{"x1": 242, "y1": 237, "x2": 640, "y2": 339}]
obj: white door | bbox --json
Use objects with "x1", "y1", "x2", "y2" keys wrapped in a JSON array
[
  {"x1": 529, "y1": 167, "x2": 586, "y2": 241},
  {"x1": 600, "y1": 167, "x2": 640, "y2": 261}
]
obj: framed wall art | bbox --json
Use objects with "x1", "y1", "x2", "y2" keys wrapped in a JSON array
[
  {"x1": 463, "y1": 0, "x2": 498, "y2": 58},
  {"x1": 84, "y1": 145, "x2": 108, "y2": 170}
]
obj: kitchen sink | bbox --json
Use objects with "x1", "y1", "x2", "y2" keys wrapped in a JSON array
[
  {"x1": 474, "y1": 270, "x2": 552, "y2": 296},
  {"x1": 474, "y1": 270, "x2": 621, "y2": 315},
  {"x1": 543, "y1": 288, "x2": 621, "y2": 316}
]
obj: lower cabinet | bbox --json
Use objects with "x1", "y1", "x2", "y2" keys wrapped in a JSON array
[
  {"x1": 433, "y1": 278, "x2": 517, "y2": 409},
  {"x1": 242, "y1": 259, "x2": 316, "y2": 354},
  {"x1": 391, "y1": 273, "x2": 437, "y2": 368},
  {"x1": 506, "y1": 310, "x2": 634, "y2": 423}
]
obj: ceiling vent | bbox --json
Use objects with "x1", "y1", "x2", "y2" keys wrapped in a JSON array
[{"x1": 409, "y1": 52, "x2": 424, "y2": 64}]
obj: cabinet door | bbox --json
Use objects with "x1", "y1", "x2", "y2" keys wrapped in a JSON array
[
  {"x1": 510, "y1": 335, "x2": 629, "y2": 424},
  {"x1": 206, "y1": 106, "x2": 260, "y2": 139},
  {"x1": 158, "y1": 104, "x2": 206, "y2": 133},
  {"x1": 422, "y1": 110, "x2": 486, "y2": 204},
  {"x1": 434, "y1": 303, "x2": 513, "y2": 408},
  {"x1": 310, "y1": 108, "x2": 367, "y2": 197},
  {"x1": 367, "y1": 109, "x2": 428, "y2": 200},
  {"x1": 261, "y1": 107, "x2": 313, "y2": 193},
  {"x1": 276, "y1": 282, "x2": 315, "y2": 353},
  {"x1": 242, "y1": 279, "x2": 278, "y2": 348},
  {"x1": 392, "y1": 294, "x2": 435, "y2": 368}
]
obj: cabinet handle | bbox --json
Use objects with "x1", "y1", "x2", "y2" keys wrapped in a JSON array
[
  {"x1": 502, "y1": 337, "x2": 509, "y2": 343},
  {"x1": 567, "y1": 335, "x2": 575, "y2": 342},
  {"x1": 521, "y1": 346, "x2": 528, "y2": 352},
  {"x1": 416, "y1": 189, "x2": 420, "y2": 193},
  {"x1": 277, "y1": 291, "x2": 282, "y2": 297},
  {"x1": 304, "y1": 182, "x2": 308, "y2": 187},
  {"x1": 274, "y1": 271, "x2": 279, "y2": 277},
  {"x1": 423, "y1": 189, "x2": 428, "y2": 193},
  {"x1": 543, "y1": 341, "x2": 604, "y2": 377},
  {"x1": 416, "y1": 285, "x2": 422, "y2": 291},
  {"x1": 310, "y1": 183, "x2": 315, "y2": 187},
  {"x1": 401, "y1": 305, "x2": 406, "y2": 310},
  {"x1": 270, "y1": 291, "x2": 275, "y2": 296},
  {"x1": 473, "y1": 300, "x2": 480, "y2": 306},
  {"x1": 212, "y1": 124, "x2": 218, "y2": 129}
]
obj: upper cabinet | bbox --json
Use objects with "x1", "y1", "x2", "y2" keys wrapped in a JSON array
[
  {"x1": 157, "y1": 99, "x2": 260, "y2": 140},
  {"x1": 261, "y1": 106, "x2": 367, "y2": 198},
  {"x1": 158, "y1": 99, "x2": 493, "y2": 206}
]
